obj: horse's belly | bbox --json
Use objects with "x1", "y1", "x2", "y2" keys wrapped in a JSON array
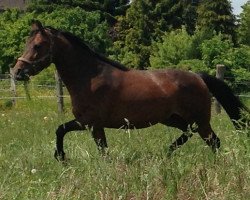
[
  {"x1": 103, "y1": 118, "x2": 158, "y2": 129},
  {"x1": 104, "y1": 100, "x2": 173, "y2": 128}
]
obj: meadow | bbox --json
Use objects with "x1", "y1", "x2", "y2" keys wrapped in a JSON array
[{"x1": 0, "y1": 97, "x2": 250, "y2": 200}]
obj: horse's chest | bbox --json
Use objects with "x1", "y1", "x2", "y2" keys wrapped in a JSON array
[
  {"x1": 71, "y1": 94, "x2": 107, "y2": 126},
  {"x1": 72, "y1": 103, "x2": 96, "y2": 125}
]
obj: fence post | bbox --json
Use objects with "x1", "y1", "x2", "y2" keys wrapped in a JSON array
[
  {"x1": 55, "y1": 70, "x2": 64, "y2": 113},
  {"x1": 215, "y1": 64, "x2": 226, "y2": 114},
  {"x1": 9, "y1": 68, "x2": 17, "y2": 105},
  {"x1": 24, "y1": 81, "x2": 31, "y2": 100}
]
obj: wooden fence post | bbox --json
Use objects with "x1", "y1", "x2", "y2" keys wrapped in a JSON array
[
  {"x1": 9, "y1": 68, "x2": 17, "y2": 105},
  {"x1": 215, "y1": 64, "x2": 226, "y2": 114},
  {"x1": 23, "y1": 81, "x2": 31, "y2": 100},
  {"x1": 55, "y1": 71, "x2": 64, "y2": 113}
]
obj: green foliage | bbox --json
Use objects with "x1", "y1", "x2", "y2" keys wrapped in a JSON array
[
  {"x1": 221, "y1": 45, "x2": 250, "y2": 70},
  {"x1": 189, "y1": 29, "x2": 214, "y2": 59},
  {"x1": 110, "y1": 0, "x2": 153, "y2": 69},
  {"x1": 28, "y1": 0, "x2": 130, "y2": 24},
  {"x1": 221, "y1": 45, "x2": 250, "y2": 92},
  {"x1": 201, "y1": 34, "x2": 233, "y2": 71},
  {"x1": 177, "y1": 59, "x2": 209, "y2": 72},
  {"x1": 197, "y1": 0, "x2": 236, "y2": 42},
  {"x1": 201, "y1": 36, "x2": 250, "y2": 91},
  {"x1": 150, "y1": 28, "x2": 193, "y2": 68},
  {"x1": 0, "y1": 8, "x2": 111, "y2": 73},
  {"x1": 0, "y1": 10, "x2": 34, "y2": 73},
  {"x1": 238, "y1": 2, "x2": 250, "y2": 46},
  {"x1": 110, "y1": 0, "x2": 199, "y2": 69},
  {"x1": 201, "y1": 35, "x2": 250, "y2": 77},
  {"x1": 155, "y1": 0, "x2": 199, "y2": 35},
  {"x1": 39, "y1": 7, "x2": 112, "y2": 53},
  {"x1": 31, "y1": 65, "x2": 56, "y2": 86}
]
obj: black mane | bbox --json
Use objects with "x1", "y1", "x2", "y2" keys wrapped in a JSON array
[{"x1": 52, "y1": 29, "x2": 129, "y2": 71}]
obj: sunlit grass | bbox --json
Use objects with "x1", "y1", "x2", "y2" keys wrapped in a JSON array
[{"x1": 0, "y1": 99, "x2": 249, "y2": 199}]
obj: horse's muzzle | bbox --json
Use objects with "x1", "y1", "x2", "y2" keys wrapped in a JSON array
[{"x1": 14, "y1": 68, "x2": 30, "y2": 81}]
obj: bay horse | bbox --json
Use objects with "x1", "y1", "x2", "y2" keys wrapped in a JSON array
[{"x1": 12, "y1": 21, "x2": 249, "y2": 161}]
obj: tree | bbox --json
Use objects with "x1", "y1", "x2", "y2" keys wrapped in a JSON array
[
  {"x1": 197, "y1": 0, "x2": 236, "y2": 42},
  {"x1": 110, "y1": 0, "x2": 199, "y2": 69},
  {"x1": 154, "y1": 0, "x2": 199, "y2": 35},
  {"x1": 110, "y1": 0, "x2": 153, "y2": 69},
  {"x1": 238, "y1": 1, "x2": 250, "y2": 45},
  {"x1": 28, "y1": 0, "x2": 130, "y2": 25}
]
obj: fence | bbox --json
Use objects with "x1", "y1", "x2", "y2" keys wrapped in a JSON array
[
  {"x1": 0, "y1": 69, "x2": 68, "y2": 113},
  {"x1": 0, "y1": 66, "x2": 249, "y2": 114}
]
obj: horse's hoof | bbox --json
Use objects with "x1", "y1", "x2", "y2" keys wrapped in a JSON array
[{"x1": 54, "y1": 150, "x2": 65, "y2": 162}]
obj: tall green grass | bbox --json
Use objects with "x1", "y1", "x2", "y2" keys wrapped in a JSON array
[{"x1": 0, "y1": 99, "x2": 250, "y2": 199}]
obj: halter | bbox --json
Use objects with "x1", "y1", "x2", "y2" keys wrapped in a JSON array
[{"x1": 17, "y1": 33, "x2": 54, "y2": 74}]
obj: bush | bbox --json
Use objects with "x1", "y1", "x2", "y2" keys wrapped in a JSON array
[
  {"x1": 223, "y1": 46, "x2": 250, "y2": 92},
  {"x1": 189, "y1": 29, "x2": 214, "y2": 59},
  {"x1": 150, "y1": 28, "x2": 193, "y2": 69},
  {"x1": 201, "y1": 34, "x2": 233, "y2": 70},
  {"x1": 201, "y1": 37, "x2": 250, "y2": 92},
  {"x1": 223, "y1": 45, "x2": 250, "y2": 70},
  {"x1": 176, "y1": 59, "x2": 209, "y2": 73}
]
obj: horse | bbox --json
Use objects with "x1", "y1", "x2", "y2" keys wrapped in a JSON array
[{"x1": 12, "y1": 20, "x2": 249, "y2": 161}]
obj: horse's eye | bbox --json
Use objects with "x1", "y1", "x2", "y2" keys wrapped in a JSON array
[{"x1": 33, "y1": 44, "x2": 42, "y2": 50}]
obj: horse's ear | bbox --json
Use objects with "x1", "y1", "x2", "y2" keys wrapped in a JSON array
[{"x1": 31, "y1": 20, "x2": 44, "y2": 32}]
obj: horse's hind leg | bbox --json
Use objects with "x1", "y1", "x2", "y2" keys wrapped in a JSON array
[
  {"x1": 163, "y1": 114, "x2": 193, "y2": 156},
  {"x1": 167, "y1": 132, "x2": 194, "y2": 156},
  {"x1": 197, "y1": 123, "x2": 220, "y2": 153},
  {"x1": 54, "y1": 119, "x2": 85, "y2": 161},
  {"x1": 92, "y1": 127, "x2": 108, "y2": 155}
]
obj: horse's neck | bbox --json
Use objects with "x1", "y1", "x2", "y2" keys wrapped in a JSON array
[
  {"x1": 53, "y1": 37, "x2": 120, "y2": 95},
  {"x1": 54, "y1": 49, "x2": 102, "y2": 94}
]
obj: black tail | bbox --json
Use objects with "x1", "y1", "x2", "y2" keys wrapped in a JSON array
[{"x1": 199, "y1": 73, "x2": 249, "y2": 129}]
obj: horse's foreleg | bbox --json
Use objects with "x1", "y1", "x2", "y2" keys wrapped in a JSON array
[
  {"x1": 54, "y1": 119, "x2": 85, "y2": 161},
  {"x1": 92, "y1": 127, "x2": 108, "y2": 155}
]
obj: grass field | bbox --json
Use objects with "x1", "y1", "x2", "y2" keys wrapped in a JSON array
[{"x1": 0, "y1": 98, "x2": 250, "y2": 200}]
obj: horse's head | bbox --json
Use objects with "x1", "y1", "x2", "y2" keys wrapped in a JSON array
[{"x1": 12, "y1": 20, "x2": 54, "y2": 81}]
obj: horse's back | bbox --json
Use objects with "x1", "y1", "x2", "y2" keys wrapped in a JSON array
[
  {"x1": 102, "y1": 69, "x2": 210, "y2": 128},
  {"x1": 120, "y1": 69, "x2": 208, "y2": 98}
]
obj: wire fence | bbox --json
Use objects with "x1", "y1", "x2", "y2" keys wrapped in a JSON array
[
  {"x1": 0, "y1": 75, "x2": 249, "y2": 99},
  {"x1": 0, "y1": 68, "x2": 250, "y2": 113},
  {"x1": 0, "y1": 70, "x2": 67, "y2": 112}
]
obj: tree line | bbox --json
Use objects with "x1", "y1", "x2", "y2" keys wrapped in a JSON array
[{"x1": 0, "y1": 0, "x2": 249, "y2": 92}]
